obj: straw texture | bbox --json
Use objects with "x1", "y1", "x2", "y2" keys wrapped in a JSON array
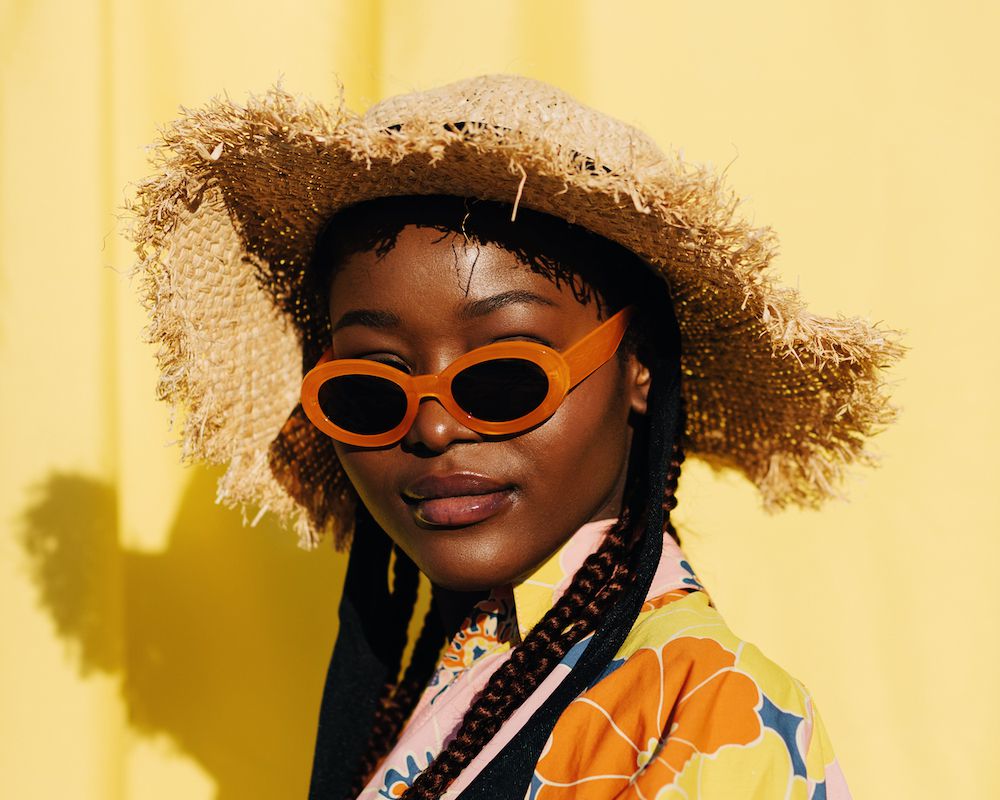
[{"x1": 127, "y1": 74, "x2": 905, "y2": 549}]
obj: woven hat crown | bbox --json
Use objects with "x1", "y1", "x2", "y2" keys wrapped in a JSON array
[{"x1": 366, "y1": 74, "x2": 664, "y2": 174}]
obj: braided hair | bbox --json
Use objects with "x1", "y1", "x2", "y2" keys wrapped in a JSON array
[{"x1": 304, "y1": 196, "x2": 685, "y2": 799}]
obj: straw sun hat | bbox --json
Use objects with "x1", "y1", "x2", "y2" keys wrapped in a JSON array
[{"x1": 127, "y1": 74, "x2": 905, "y2": 549}]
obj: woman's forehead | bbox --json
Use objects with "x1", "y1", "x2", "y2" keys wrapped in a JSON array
[{"x1": 326, "y1": 224, "x2": 602, "y2": 320}]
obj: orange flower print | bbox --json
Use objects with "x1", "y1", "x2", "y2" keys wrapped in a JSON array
[
  {"x1": 531, "y1": 637, "x2": 761, "y2": 799},
  {"x1": 424, "y1": 595, "x2": 516, "y2": 705},
  {"x1": 375, "y1": 751, "x2": 434, "y2": 799},
  {"x1": 440, "y1": 596, "x2": 516, "y2": 670}
]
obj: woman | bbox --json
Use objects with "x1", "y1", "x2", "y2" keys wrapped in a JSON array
[{"x1": 129, "y1": 75, "x2": 902, "y2": 798}]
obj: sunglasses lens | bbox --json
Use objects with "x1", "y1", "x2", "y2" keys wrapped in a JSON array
[
  {"x1": 452, "y1": 358, "x2": 550, "y2": 422},
  {"x1": 318, "y1": 374, "x2": 407, "y2": 436}
]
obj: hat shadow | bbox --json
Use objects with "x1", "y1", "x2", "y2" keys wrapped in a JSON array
[{"x1": 17, "y1": 467, "x2": 346, "y2": 799}]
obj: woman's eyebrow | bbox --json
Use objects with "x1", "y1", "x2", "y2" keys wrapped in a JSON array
[
  {"x1": 331, "y1": 308, "x2": 401, "y2": 333},
  {"x1": 458, "y1": 290, "x2": 558, "y2": 320}
]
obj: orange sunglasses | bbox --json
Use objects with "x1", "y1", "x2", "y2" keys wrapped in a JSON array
[{"x1": 301, "y1": 305, "x2": 635, "y2": 447}]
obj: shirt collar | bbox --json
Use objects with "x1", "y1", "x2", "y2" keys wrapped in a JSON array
[{"x1": 507, "y1": 517, "x2": 705, "y2": 641}]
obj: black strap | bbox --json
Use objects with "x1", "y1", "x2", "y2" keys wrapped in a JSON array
[
  {"x1": 308, "y1": 512, "x2": 403, "y2": 799},
  {"x1": 458, "y1": 362, "x2": 681, "y2": 799}
]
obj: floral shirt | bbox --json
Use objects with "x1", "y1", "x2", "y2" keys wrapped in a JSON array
[{"x1": 360, "y1": 519, "x2": 850, "y2": 799}]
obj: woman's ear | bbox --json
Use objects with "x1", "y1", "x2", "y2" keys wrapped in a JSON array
[{"x1": 626, "y1": 352, "x2": 652, "y2": 416}]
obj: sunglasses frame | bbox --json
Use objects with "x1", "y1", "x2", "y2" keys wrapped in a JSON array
[{"x1": 301, "y1": 305, "x2": 636, "y2": 447}]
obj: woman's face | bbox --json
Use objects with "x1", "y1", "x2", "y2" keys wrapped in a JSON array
[{"x1": 326, "y1": 224, "x2": 650, "y2": 591}]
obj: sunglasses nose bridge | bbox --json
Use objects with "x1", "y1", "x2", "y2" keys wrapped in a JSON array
[{"x1": 411, "y1": 374, "x2": 443, "y2": 397}]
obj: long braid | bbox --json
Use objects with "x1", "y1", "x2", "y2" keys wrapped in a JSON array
[
  {"x1": 348, "y1": 598, "x2": 446, "y2": 797},
  {"x1": 662, "y1": 439, "x2": 686, "y2": 545},
  {"x1": 379, "y1": 600, "x2": 447, "y2": 741},
  {"x1": 336, "y1": 438, "x2": 686, "y2": 799},
  {"x1": 399, "y1": 514, "x2": 642, "y2": 799},
  {"x1": 398, "y1": 409, "x2": 689, "y2": 798},
  {"x1": 344, "y1": 546, "x2": 418, "y2": 794}
]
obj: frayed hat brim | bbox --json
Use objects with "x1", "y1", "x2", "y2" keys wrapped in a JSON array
[{"x1": 127, "y1": 75, "x2": 905, "y2": 549}]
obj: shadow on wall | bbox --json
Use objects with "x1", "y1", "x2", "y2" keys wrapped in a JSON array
[{"x1": 18, "y1": 467, "x2": 347, "y2": 800}]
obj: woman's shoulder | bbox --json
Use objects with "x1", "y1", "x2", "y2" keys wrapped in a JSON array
[
  {"x1": 625, "y1": 588, "x2": 818, "y2": 711},
  {"x1": 531, "y1": 589, "x2": 851, "y2": 799}
]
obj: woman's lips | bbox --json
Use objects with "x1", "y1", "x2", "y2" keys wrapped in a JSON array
[
  {"x1": 402, "y1": 473, "x2": 516, "y2": 527},
  {"x1": 412, "y1": 489, "x2": 516, "y2": 526}
]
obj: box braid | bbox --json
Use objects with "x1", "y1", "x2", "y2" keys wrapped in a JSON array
[
  {"x1": 321, "y1": 436, "x2": 684, "y2": 800},
  {"x1": 338, "y1": 502, "x2": 639, "y2": 796},
  {"x1": 399, "y1": 419, "x2": 685, "y2": 799},
  {"x1": 346, "y1": 547, "x2": 442, "y2": 797},
  {"x1": 339, "y1": 401, "x2": 686, "y2": 798},
  {"x1": 662, "y1": 442, "x2": 686, "y2": 546}
]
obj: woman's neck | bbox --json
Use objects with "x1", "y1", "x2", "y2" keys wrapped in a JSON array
[{"x1": 433, "y1": 586, "x2": 491, "y2": 638}]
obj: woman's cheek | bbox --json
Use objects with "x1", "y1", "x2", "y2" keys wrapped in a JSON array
[
  {"x1": 519, "y1": 419, "x2": 591, "y2": 496},
  {"x1": 334, "y1": 450, "x2": 391, "y2": 512}
]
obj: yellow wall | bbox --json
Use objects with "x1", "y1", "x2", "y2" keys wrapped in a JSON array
[{"x1": 2, "y1": 1, "x2": 996, "y2": 797}]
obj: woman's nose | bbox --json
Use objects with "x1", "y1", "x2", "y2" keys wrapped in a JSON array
[{"x1": 401, "y1": 397, "x2": 481, "y2": 453}]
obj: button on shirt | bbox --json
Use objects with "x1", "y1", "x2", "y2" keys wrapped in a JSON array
[{"x1": 360, "y1": 518, "x2": 850, "y2": 799}]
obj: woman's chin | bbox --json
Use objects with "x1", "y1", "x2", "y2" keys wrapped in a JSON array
[
  {"x1": 413, "y1": 549, "x2": 533, "y2": 593},
  {"x1": 417, "y1": 558, "x2": 521, "y2": 593}
]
